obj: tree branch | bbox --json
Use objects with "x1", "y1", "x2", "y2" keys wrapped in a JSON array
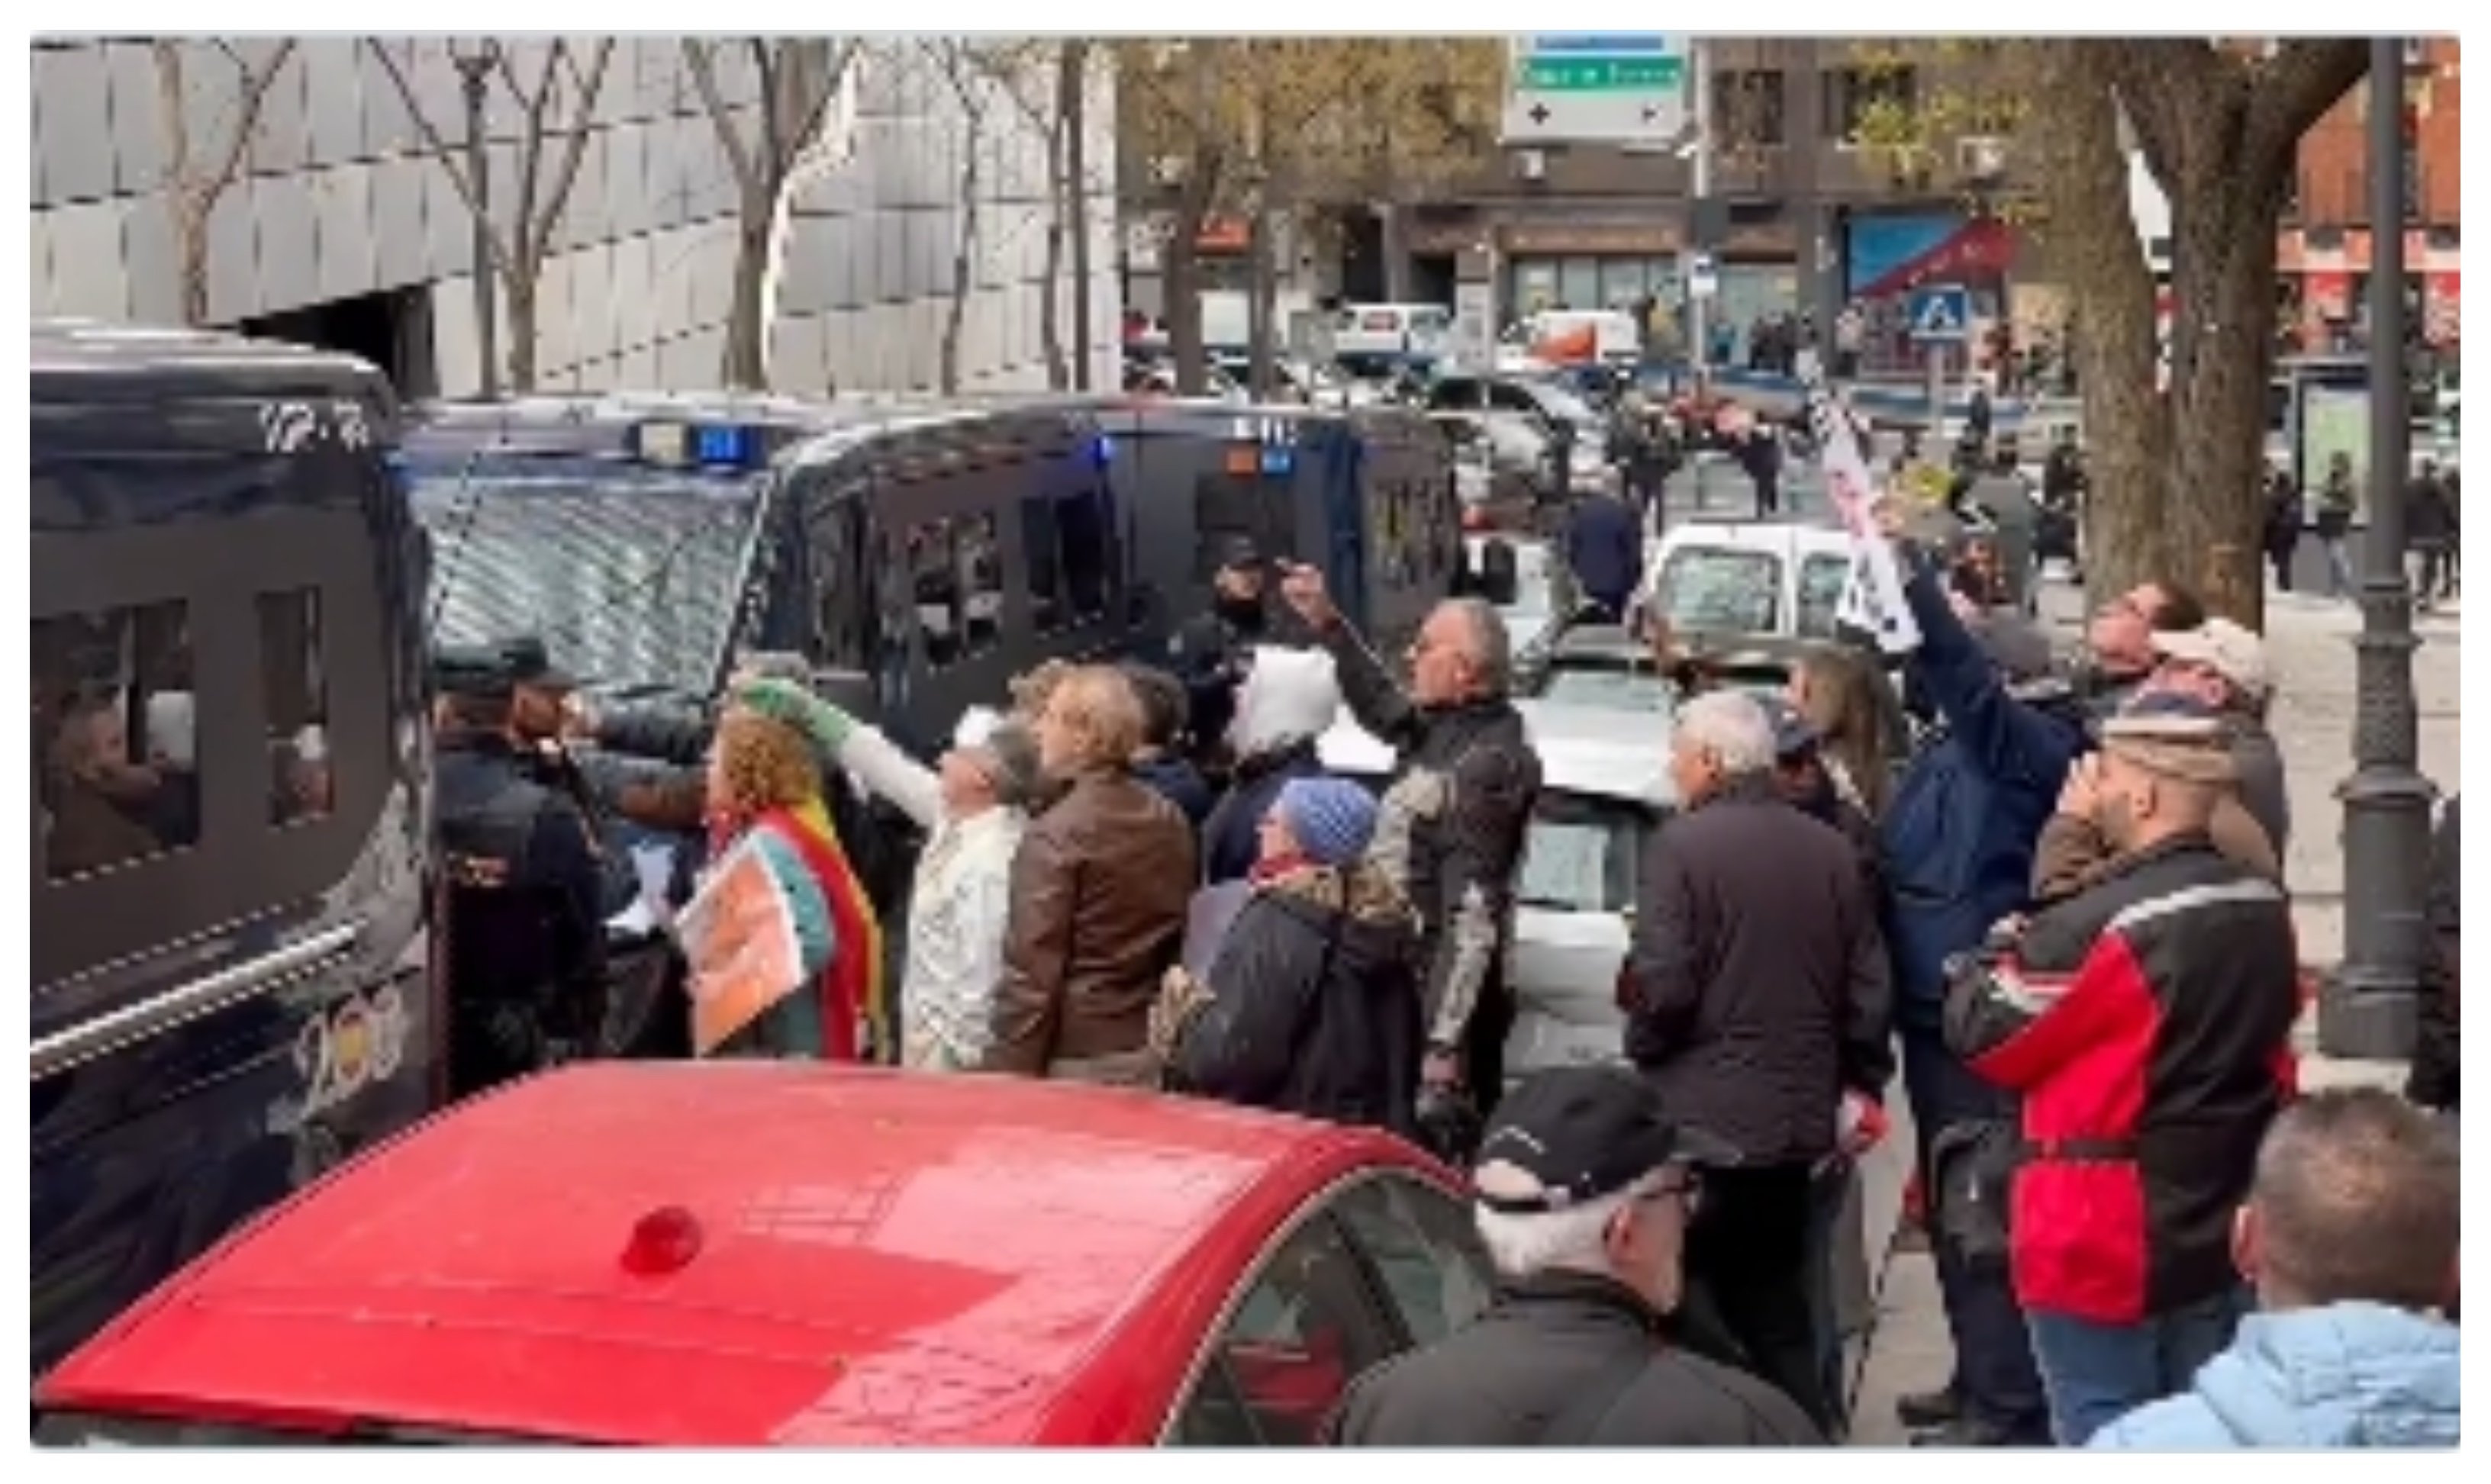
[
  {"x1": 684, "y1": 39, "x2": 761, "y2": 196},
  {"x1": 199, "y1": 40, "x2": 298, "y2": 205},
  {"x1": 781, "y1": 39, "x2": 865, "y2": 169},
  {"x1": 366, "y1": 39, "x2": 517, "y2": 279},
  {"x1": 2242, "y1": 39, "x2": 2370, "y2": 184},
  {"x1": 528, "y1": 39, "x2": 614, "y2": 263}
]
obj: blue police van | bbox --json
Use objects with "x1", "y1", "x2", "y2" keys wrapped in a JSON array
[{"x1": 31, "y1": 322, "x2": 437, "y2": 1375}]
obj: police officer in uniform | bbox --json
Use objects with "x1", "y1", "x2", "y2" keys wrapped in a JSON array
[
  {"x1": 432, "y1": 642, "x2": 610, "y2": 1098},
  {"x1": 1167, "y1": 535, "x2": 1273, "y2": 769}
]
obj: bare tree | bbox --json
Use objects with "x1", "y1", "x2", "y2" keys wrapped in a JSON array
[
  {"x1": 370, "y1": 38, "x2": 615, "y2": 391},
  {"x1": 978, "y1": 42, "x2": 1081, "y2": 390},
  {"x1": 924, "y1": 42, "x2": 1007, "y2": 396},
  {"x1": 682, "y1": 38, "x2": 865, "y2": 389},
  {"x1": 151, "y1": 40, "x2": 300, "y2": 327}
]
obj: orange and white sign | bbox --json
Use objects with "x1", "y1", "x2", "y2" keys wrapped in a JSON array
[{"x1": 678, "y1": 833, "x2": 809, "y2": 1056}]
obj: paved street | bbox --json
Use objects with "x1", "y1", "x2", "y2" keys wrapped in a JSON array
[{"x1": 1845, "y1": 577, "x2": 2460, "y2": 1446}]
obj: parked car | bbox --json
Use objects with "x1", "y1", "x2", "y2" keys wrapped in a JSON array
[
  {"x1": 1629, "y1": 517, "x2": 1857, "y2": 643},
  {"x1": 1320, "y1": 712, "x2": 1670, "y2": 1094},
  {"x1": 34, "y1": 1064, "x2": 1497, "y2": 1447},
  {"x1": 1516, "y1": 623, "x2": 1678, "y2": 718}
]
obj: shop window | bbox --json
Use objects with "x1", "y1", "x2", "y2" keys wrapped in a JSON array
[
  {"x1": 258, "y1": 589, "x2": 332, "y2": 827},
  {"x1": 34, "y1": 600, "x2": 198, "y2": 880}
]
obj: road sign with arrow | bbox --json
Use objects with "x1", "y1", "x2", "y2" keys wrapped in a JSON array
[{"x1": 1500, "y1": 34, "x2": 1690, "y2": 146}]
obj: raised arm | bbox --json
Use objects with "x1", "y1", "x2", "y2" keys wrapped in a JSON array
[{"x1": 736, "y1": 678, "x2": 943, "y2": 830}]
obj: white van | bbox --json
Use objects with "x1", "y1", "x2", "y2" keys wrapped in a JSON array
[
  {"x1": 1629, "y1": 519, "x2": 1858, "y2": 642},
  {"x1": 1332, "y1": 303, "x2": 1452, "y2": 363},
  {"x1": 1497, "y1": 308, "x2": 1642, "y2": 371}
]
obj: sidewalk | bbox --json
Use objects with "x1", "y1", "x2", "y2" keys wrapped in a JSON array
[{"x1": 1845, "y1": 579, "x2": 2461, "y2": 1446}]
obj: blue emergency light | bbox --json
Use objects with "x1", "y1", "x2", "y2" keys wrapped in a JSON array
[
  {"x1": 630, "y1": 420, "x2": 769, "y2": 472},
  {"x1": 1091, "y1": 433, "x2": 1116, "y2": 468},
  {"x1": 1260, "y1": 446, "x2": 1295, "y2": 477}
]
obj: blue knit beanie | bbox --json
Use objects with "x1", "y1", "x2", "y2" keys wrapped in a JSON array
[{"x1": 1274, "y1": 776, "x2": 1379, "y2": 868}]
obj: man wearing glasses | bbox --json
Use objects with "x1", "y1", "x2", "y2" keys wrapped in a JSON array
[{"x1": 1331, "y1": 1067, "x2": 1822, "y2": 1447}]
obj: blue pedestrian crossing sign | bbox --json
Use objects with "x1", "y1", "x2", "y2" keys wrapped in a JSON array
[{"x1": 1908, "y1": 284, "x2": 1971, "y2": 342}]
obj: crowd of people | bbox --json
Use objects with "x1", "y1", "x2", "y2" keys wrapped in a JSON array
[{"x1": 423, "y1": 491, "x2": 2460, "y2": 1450}]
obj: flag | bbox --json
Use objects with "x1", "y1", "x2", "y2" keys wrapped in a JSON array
[{"x1": 1798, "y1": 366, "x2": 1922, "y2": 655}]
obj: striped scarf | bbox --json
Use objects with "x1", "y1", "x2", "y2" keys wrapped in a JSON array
[{"x1": 754, "y1": 798, "x2": 887, "y2": 1063}]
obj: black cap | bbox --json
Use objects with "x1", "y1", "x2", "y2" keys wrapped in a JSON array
[
  {"x1": 1755, "y1": 694, "x2": 1819, "y2": 760},
  {"x1": 1210, "y1": 533, "x2": 1263, "y2": 572},
  {"x1": 497, "y1": 636, "x2": 575, "y2": 692},
  {"x1": 1473, "y1": 1067, "x2": 1739, "y2": 1213},
  {"x1": 432, "y1": 642, "x2": 516, "y2": 700}
]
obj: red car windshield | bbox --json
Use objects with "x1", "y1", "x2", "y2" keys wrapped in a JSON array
[{"x1": 35, "y1": 1410, "x2": 572, "y2": 1448}]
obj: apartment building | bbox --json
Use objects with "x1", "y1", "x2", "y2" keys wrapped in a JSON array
[{"x1": 2282, "y1": 37, "x2": 2460, "y2": 348}]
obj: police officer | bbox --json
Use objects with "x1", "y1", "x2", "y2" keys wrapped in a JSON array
[
  {"x1": 1167, "y1": 535, "x2": 1273, "y2": 767},
  {"x1": 432, "y1": 642, "x2": 610, "y2": 1098}
]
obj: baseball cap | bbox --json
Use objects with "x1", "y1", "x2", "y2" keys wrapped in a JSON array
[
  {"x1": 1754, "y1": 694, "x2": 1820, "y2": 760},
  {"x1": 498, "y1": 635, "x2": 576, "y2": 693},
  {"x1": 2151, "y1": 618, "x2": 2271, "y2": 700},
  {"x1": 1473, "y1": 1067, "x2": 1739, "y2": 1214},
  {"x1": 1211, "y1": 533, "x2": 1265, "y2": 573}
]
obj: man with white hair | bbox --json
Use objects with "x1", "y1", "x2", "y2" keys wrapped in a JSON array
[
  {"x1": 1333, "y1": 1067, "x2": 1821, "y2": 1447},
  {"x1": 1620, "y1": 690, "x2": 1894, "y2": 1433}
]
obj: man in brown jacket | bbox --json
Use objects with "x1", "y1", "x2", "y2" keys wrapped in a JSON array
[{"x1": 984, "y1": 665, "x2": 1196, "y2": 1083}]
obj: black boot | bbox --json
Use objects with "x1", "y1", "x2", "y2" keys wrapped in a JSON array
[{"x1": 1894, "y1": 1386, "x2": 1960, "y2": 1431}]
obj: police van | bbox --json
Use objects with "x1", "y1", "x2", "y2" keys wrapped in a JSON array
[{"x1": 30, "y1": 322, "x2": 436, "y2": 1374}]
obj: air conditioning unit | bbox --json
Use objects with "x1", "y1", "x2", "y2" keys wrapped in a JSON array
[
  {"x1": 1513, "y1": 149, "x2": 1547, "y2": 182},
  {"x1": 1957, "y1": 135, "x2": 2008, "y2": 182},
  {"x1": 2401, "y1": 38, "x2": 2428, "y2": 69}
]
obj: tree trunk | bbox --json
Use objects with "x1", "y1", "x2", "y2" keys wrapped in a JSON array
[
  {"x1": 1378, "y1": 200, "x2": 1412, "y2": 303},
  {"x1": 1036, "y1": 82, "x2": 1070, "y2": 391},
  {"x1": 2022, "y1": 43, "x2": 2172, "y2": 610},
  {"x1": 1248, "y1": 203, "x2": 1280, "y2": 397},
  {"x1": 176, "y1": 202, "x2": 211, "y2": 327},
  {"x1": 940, "y1": 118, "x2": 983, "y2": 396},
  {"x1": 504, "y1": 269, "x2": 539, "y2": 391},
  {"x1": 723, "y1": 191, "x2": 773, "y2": 390},
  {"x1": 1062, "y1": 41, "x2": 1093, "y2": 391}
]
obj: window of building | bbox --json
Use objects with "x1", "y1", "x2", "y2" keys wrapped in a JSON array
[
  {"x1": 1825, "y1": 66, "x2": 1919, "y2": 142},
  {"x1": 258, "y1": 590, "x2": 332, "y2": 827},
  {"x1": 2401, "y1": 130, "x2": 2423, "y2": 221},
  {"x1": 1711, "y1": 69, "x2": 1787, "y2": 147},
  {"x1": 34, "y1": 600, "x2": 198, "y2": 880},
  {"x1": 1017, "y1": 494, "x2": 1065, "y2": 632}
]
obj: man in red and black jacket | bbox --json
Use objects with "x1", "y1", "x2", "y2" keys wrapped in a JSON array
[{"x1": 1942, "y1": 708, "x2": 2300, "y2": 1446}]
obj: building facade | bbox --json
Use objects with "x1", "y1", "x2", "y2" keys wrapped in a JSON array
[
  {"x1": 2281, "y1": 37, "x2": 2460, "y2": 349},
  {"x1": 30, "y1": 37, "x2": 1121, "y2": 398}
]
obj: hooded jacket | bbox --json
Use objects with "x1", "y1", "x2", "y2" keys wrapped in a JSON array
[
  {"x1": 1201, "y1": 648, "x2": 1346, "y2": 884},
  {"x1": 2087, "y1": 1304, "x2": 2460, "y2": 1448},
  {"x1": 1168, "y1": 861, "x2": 1425, "y2": 1137}
]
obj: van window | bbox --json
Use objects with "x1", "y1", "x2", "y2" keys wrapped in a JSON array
[
  {"x1": 907, "y1": 519, "x2": 965, "y2": 666},
  {"x1": 811, "y1": 503, "x2": 869, "y2": 670},
  {"x1": 34, "y1": 600, "x2": 199, "y2": 880},
  {"x1": 955, "y1": 514, "x2": 1004, "y2": 657},
  {"x1": 1018, "y1": 494, "x2": 1065, "y2": 631},
  {"x1": 1658, "y1": 547, "x2": 1782, "y2": 634},
  {"x1": 1796, "y1": 554, "x2": 1852, "y2": 639},
  {"x1": 258, "y1": 589, "x2": 333, "y2": 827},
  {"x1": 1059, "y1": 491, "x2": 1113, "y2": 620}
]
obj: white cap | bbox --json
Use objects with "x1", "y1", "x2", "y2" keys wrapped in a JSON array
[
  {"x1": 2151, "y1": 618, "x2": 2272, "y2": 700},
  {"x1": 952, "y1": 706, "x2": 1004, "y2": 750}
]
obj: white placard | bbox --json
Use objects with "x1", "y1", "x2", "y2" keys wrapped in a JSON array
[{"x1": 1799, "y1": 366, "x2": 1922, "y2": 655}]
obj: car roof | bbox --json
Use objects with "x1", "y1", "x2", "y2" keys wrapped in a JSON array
[
  {"x1": 1319, "y1": 714, "x2": 1669, "y2": 807},
  {"x1": 41, "y1": 1064, "x2": 1435, "y2": 1445},
  {"x1": 1659, "y1": 516, "x2": 1850, "y2": 549}
]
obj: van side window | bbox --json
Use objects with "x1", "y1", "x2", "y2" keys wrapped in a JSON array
[
  {"x1": 34, "y1": 600, "x2": 199, "y2": 880},
  {"x1": 955, "y1": 513, "x2": 1003, "y2": 658},
  {"x1": 1059, "y1": 491, "x2": 1112, "y2": 621},
  {"x1": 1018, "y1": 494, "x2": 1064, "y2": 632},
  {"x1": 908, "y1": 519, "x2": 963, "y2": 667},
  {"x1": 258, "y1": 590, "x2": 333, "y2": 827},
  {"x1": 812, "y1": 504, "x2": 868, "y2": 670}
]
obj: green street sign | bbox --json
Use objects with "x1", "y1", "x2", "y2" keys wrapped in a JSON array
[{"x1": 1517, "y1": 55, "x2": 1684, "y2": 92}]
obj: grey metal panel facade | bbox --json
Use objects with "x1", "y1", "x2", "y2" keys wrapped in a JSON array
[{"x1": 30, "y1": 36, "x2": 1123, "y2": 395}]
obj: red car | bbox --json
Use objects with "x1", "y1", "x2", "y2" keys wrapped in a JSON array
[{"x1": 35, "y1": 1064, "x2": 1495, "y2": 1447}]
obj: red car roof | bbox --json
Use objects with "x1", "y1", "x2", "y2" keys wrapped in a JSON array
[{"x1": 41, "y1": 1064, "x2": 1447, "y2": 1445}]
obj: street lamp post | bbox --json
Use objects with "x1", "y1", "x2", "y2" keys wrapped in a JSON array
[
  {"x1": 449, "y1": 40, "x2": 500, "y2": 400},
  {"x1": 2321, "y1": 37, "x2": 2437, "y2": 1061},
  {"x1": 1684, "y1": 38, "x2": 1713, "y2": 382}
]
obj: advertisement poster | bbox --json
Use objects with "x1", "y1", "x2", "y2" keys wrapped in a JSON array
[
  {"x1": 2300, "y1": 388, "x2": 2372, "y2": 519},
  {"x1": 675, "y1": 834, "x2": 807, "y2": 1056}
]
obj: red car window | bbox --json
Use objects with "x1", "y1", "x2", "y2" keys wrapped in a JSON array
[{"x1": 1175, "y1": 1212, "x2": 1396, "y2": 1446}]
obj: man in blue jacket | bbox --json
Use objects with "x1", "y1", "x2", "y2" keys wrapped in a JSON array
[
  {"x1": 1875, "y1": 522, "x2": 2090, "y2": 1447},
  {"x1": 1561, "y1": 475, "x2": 1645, "y2": 622}
]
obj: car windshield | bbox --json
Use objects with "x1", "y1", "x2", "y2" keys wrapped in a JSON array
[
  {"x1": 1516, "y1": 792, "x2": 1652, "y2": 915},
  {"x1": 1540, "y1": 662, "x2": 1674, "y2": 713},
  {"x1": 1520, "y1": 380, "x2": 1601, "y2": 427},
  {"x1": 34, "y1": 1410, "x2": 562, "y2": 1447},
  {"x1": 1658, "y1": 547, "x2": 1783, "y2": 634},
  {"x1": 409, "y1": 463, "x2": 767, "y2": 692}
]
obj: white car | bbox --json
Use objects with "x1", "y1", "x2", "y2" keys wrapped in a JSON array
[
  {"x1": 1630, "y1": 519, "x2": 1857, "y2": 643},
  {"x1": 1317, "y1": 708, "x2": 1671, "y2": 1093}
]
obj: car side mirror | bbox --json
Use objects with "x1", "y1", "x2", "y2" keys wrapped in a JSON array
[{"x1": 1473, "y1": 539, "x2": 1520, "y2": 607}]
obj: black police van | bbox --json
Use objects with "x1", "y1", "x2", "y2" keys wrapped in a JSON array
[{"x1": 31, "y1": 322, "x2": 436, "y2": 1374}]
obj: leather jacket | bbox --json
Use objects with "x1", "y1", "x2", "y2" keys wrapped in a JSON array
[{"x1": 984, "y1": 765, "x2": 1197, "y2": 1077}]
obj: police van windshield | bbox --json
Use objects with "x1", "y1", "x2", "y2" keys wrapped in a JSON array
[{"x1": 409, "y1": 464, "x2": 765, "y2": 692}]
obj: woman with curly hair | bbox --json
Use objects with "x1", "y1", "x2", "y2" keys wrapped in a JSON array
[{"x1": 694, "y1": 697, "x2": 885, "y2": 1060}]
